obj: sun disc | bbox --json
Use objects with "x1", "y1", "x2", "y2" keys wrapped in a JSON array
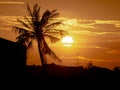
[{"x1": 61, "y1": 36, "x2": 74, "y2": 46}]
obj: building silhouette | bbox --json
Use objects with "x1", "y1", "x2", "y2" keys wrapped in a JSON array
[{"x1": 0, "y1": 37, "x2": 26, "y2": 80}]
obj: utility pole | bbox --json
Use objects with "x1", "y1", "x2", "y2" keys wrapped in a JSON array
[{"x1": 76, "y1": 53, "x2": 79, "y2": 66}]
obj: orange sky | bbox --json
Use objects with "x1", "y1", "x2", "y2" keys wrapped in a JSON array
[{"x1": 0, "y1": 0, "x2": 120, "y2": 69}]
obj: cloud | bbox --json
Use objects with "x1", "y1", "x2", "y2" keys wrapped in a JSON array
[
  {"x1": 0, "y1": 16, "x2": 18, "y2": 31},
  {"x1": 77, "y1": 19, "x2": 120, "y2": 32},
  {"x1": 95, "y1": 20, "x2": 120, "y2": 28},
  {"x1": 0, "y1": 16, "x2": 26, "y2": 31},
  {"x1": 107, "y1": 50, "x2": 120, "y2": 55},
  {"x1": 60, "y1": 19, "x2": 120, "y2": 41},
  {"x1": 60, "y1": 55, "x2": 114, "y2": 63},
  {"x1": 0, "y1": 1, "x2": 24, "y2": 5},
  {"x1": 72, "y1": 45, "x2": 107, "y2": 49},
  {"x1": 77, "y1": 56, "x2": 108, "y2": 62}
]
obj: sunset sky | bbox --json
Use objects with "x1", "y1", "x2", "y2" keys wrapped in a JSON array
[{"x1": 0, "y1": 0, "x2": 120, "y2": 69}]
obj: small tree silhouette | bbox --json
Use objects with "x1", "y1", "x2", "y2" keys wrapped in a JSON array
[
  {"x1": 13, "y1": 3, "x2": 67, "y2": 75},
  {"x1": 85, "y1": 61, "x2": 94, "y2": 69}
]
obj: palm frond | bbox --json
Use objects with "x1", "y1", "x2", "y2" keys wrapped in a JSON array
[
  {"x1": 42, "y1": 10, "x2": 50, "y2": 19},
  {"x1": 40, "y1": 10, "x2": 51, "y2": 27},
  {"x1": 26, "y1": 39, "x2": 33, "y2": 50},
  {"x1": 58, "y1": 29, "x2": 68, "y2": 38},
  {"x1": 33, "y1": 3, "x2": 40, "y2": 21},
  {"x1": 24, "y1": 16, "x2": 33, "y2": 28},
  {"x1": 16, "y1": 33, "x2": 30, "y2": 40},
  {"x1": 16, "y1": 33, "x2": 35, "y2": 49},
  {"x1": 44, "y1": 31, "x2": 60, "y2": 35},
  {"x1": 33, "y1": 3, "x2": 39, "y2": 12},
  {"x1": 50, "y1": 13, "x2": 60, "y2": 18},
  {"x1": 43, "y1": 39, "x2": 61, "y2": 62},
  {"x1": 44, "y1": 21, "x2": 62, "y2": 29},
  {"x1": 50, "y1": 9, "x2": 57, "y2": 14},
  {"x1": 50, "y1": 9, "x2": 60, "y2": 18},
  {"x1": 16, "y1": 36, "x2": 26, "y2": 44},
  {"x1": 33, "y1": 3, "x2": 40, "y2": 14},
  {"x1": 27, "y1": 2, "x2": 33, "y2": 17},
  {"x1": 44, "y1": 34, "x2": 60, "y2": 43},
  {"x1": 13, "y1": 27, "x2": 30, "y2": 34},
  {"x1": 44, "y1": 29, "x2": 68, "y2": 38},
  {"x1": 27, "y1": 3, "x2": 39, "y2": 23},
  {"x1": 16, "y1": 31, "x2": 34, "y2": 39},
  {"x1": 17, "y1": 19, "x2": 31, "y2": 29}
]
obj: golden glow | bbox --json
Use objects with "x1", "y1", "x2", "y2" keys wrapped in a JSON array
[{"x1": 61, "y1": 36, "x2": 74, "y2": 46}]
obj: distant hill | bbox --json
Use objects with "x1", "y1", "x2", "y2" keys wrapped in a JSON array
[
  {"x1": 24, "y1": 63, "x2": 120, "y2": 88},
  {"x1": 26, "y1": 63, "x2": 120, "y2": 81}
]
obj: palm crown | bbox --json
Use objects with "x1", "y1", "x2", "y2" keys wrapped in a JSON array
[{"x1": 13, "y1": 3, "x2": 67, "y2": 65}]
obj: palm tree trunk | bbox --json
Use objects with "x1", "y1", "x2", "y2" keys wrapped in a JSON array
[{"x1": 37, "y1": 41, "x2": 46, "y2": 76}]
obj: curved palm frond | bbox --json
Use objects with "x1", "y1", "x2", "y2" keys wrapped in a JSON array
[
  {"x1": 16, "y1": 33, "x2": 30, "y2": 44},
  {"x1": 16, "y1": 32, "x2": 35, "y2": 49},
  {"x1": 50, "y1": 9, "x2": 60, "y2": 18},
  {"x1": 44, "y1": 21, "x2": 62, "y2": 29},
  {"x1": 58, "y1": 29, "x2": 68, "y2": 37},
  {"x1": 24, "y1": 16, "x2": 33, "y2": 28},
  {"x1": 42, "y1": 38, "x2": 61, "y2": 62},
  {"x1": 40, "y1": 10, "x2": 51, "y2": 27},
  {"x1": 27, "y1": 2, "x2": 40, "y2": 23},
  {"x1": 13, "y1": 26, "x2": 30, "y2": 35},
  {"x1": 27, "y1": 2, "x2": 33, "y2": 17},
  {"x1": 33, "y1": 3, "x2": 40, "y2": 21},
  {"x1": 44, "y1": 34, "x2": 60, "y2": 43},
  {"x1": 26, "y1": 39, "x2": 34, "y2": 50},
  {"x1": 17, "y1": 19, "x2": 32, "y2": 29},
  {"x1": 44, "y1": 29, "x2": 68, "y2": 38},
  {"x1": 40, "y1": 9, "x2": 60, "y2": 28}
]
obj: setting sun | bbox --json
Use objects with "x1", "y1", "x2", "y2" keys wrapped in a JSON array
[{"x1": 61, "y1": 36, "x2": 74, "y2": 46}]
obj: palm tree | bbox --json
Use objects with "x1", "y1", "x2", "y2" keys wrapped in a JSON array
[{"x1": 13, "y1": 3, "x2": 67, "y2": 74}]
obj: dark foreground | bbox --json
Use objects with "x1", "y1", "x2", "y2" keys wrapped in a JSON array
[
  {"x1": 1, "y1": 38, "x2": 119, "y2": 88},
  {"x1": 1, "y1": 63, "x2": 120, "y2": 89}
]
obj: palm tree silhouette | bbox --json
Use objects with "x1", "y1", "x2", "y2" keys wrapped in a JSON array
[{"x1": 13, "y1": 3, "x2": 67, "y2": 74}]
